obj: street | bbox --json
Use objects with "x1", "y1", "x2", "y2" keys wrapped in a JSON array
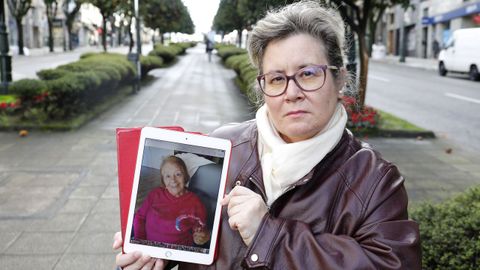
[{"x1": 367, "y1": 61, "x2": 480, "y2": 152}]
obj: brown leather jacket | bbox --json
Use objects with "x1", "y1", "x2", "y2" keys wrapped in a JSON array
[{"x1": 179, "y1": 120, "x2": 421, "y2": 269}]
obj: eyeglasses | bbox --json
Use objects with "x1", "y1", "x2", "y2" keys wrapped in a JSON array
[{"x1": 256, "y1": 64, "x2": 339, "y2": 97}]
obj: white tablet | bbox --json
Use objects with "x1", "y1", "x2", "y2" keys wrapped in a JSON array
[{"x1": 124, "y1": 127, "x2": 232, "y2": 265}]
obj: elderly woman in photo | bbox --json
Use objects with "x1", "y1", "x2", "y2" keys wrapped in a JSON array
[
  {"x1": 114, "y1": 1, "x2": 421, "y2": 269},
  {"x1": 133, "y1": 156, "x2": 210, "y2": 247}
]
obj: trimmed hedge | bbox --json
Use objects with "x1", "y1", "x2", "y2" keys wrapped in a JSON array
[
  {"x1": 2, "y1": 46, "x2": 187, "y2": 129},
  {"x1": 140, "y1": 55, "x2": 164, "y2": 78},
  {"x1": 149, "y1": 44, "x2": 181, "y2": 63},
  {"x1": 28, "y1": 53, "x2": 136, "y2": 119},
  {"x1": 216, "y1": 46, "x2": 248, "y2": 61},
  {"x1": 221, "y1": 52, "x2": 259, "y2": 104},
  {"x1": 411, "y1": 186, "x2": 480, "y2": 269}
]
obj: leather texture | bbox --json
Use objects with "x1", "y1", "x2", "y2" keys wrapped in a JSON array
[{"x1": 177, "y1": 120, "x2": 421, "y2": 270}]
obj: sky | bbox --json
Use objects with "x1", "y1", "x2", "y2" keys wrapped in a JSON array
[{"x1": 183, "y1": 0, "x2": 221, "y2": 36}]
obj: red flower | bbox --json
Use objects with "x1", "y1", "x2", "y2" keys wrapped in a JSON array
[{"x1": 0, "y1": 102, "x2": 7, "y2": 109}]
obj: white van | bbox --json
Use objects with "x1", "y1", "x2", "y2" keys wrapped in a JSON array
[{"x1": 438, "y1": 28, "x2": 480, "y2": 81}]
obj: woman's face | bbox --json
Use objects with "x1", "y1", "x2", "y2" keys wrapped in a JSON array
[
  {"x1": 161, "y1": 162, "x2": 186, "y2": 197},
  {"x1": 262, "y1": 33, "x2": 342, "y2": 143}
]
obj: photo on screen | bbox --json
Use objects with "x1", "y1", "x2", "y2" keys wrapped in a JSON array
[{"x1": 129, "y1": 138, "x2": 225, "y2": 254}]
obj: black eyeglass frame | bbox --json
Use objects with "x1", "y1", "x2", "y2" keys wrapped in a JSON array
[{"x1": 256, "y1": 64, "x2": 339, "y2": 97}]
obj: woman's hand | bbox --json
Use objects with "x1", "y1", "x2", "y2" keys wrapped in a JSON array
[
  {"x1": 221, "y1": 186, "x2": 268, "y2": 246},
  {"x1": 113, "y1": 232, "x2": 166, "y2": 270},
  {"x1": 193, "y1": 228, "x2": 211, "y2": 245}
]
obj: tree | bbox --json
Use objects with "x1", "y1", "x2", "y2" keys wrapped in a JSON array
[
  {"x1": 115, "y1": 0, "x2": 134, "y2": 52},
  {"x1": 6, "y1": 0, "x2": 32, "y2": 55},
  {"x1": 213, "y1": 0, "x2": 244, "y2": 46},
  {"x1": 63, "y1": 0, "x2": 84, "y2": 51},
  {"x1": 329, "y1": 0, "x2": 410, "y2": 107},
  {"x1": 44, "y1": 0, "x2": 59, "y2": 52},
  {"x1": 214, "y1": 0, "x2": 297, "y2": 47},
  {"x1": 87, "y1": 0, "x2": 120, "y2": 51},
  {"x1": 141, "y1": 0, "x2": 192, "y2": 44}
]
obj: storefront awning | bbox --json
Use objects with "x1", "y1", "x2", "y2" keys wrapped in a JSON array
[{"x1": 422, "y1": 1, "x2": 480, "y2": 25}]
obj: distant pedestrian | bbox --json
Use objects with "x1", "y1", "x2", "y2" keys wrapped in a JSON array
[{"x1": 206, "y1": 39, "x2": 214, "y2": 62}]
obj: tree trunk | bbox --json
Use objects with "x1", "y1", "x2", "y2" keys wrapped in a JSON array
[
  {"x1": 118, "y1": 25, "x2": 122, "y2": 46},
  {"x1": 160, "y1": 32, "x2": 164, "y2": 45},
  {"x1": 48, "y1": 19, "x2": 54, "y2": 52},
  {"x1": 357, "y1": 31, "x2": 369, "y2": 108},
  {"x1": 102, "y1": 17, "x2": 107, "y2": 52},
  {"x1": 16, "y1": 18, "x2": 24, "y2": 55},
  {"x1": 127, "y1": 18, "x2": 134, "y2": 53},
  {"x1": 367, "y1": 23, "x2": 376, "y2": 57},
  {"x1": 67, "y1": 23, "x2": 74, "y2": 51},
  {"x1": 237, "y1": 29, "x2": 242, "y2": 48}
]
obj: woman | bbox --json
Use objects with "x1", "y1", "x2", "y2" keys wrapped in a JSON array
[
  {"x1": 133, "y1": 156, "x2": 210, "y2": 246},
  {"x1": 114, "y1": 1, "x2": 421, "y2": 269}
]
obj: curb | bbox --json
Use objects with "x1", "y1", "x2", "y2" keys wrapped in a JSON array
[{"x1": 353, "y1": 129, "x2": 436, "y2": 139}]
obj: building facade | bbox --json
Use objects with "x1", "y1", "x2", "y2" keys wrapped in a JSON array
[
  {"x1": 380, "y1": 0, "x2": 480, "y2": 59},
  {"x1": 4, "y1": 0, "x2": 103, "y2": 52}
]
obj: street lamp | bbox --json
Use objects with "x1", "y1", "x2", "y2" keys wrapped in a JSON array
[
  {"x1": 0, "y1": 0, "x2": 12, "y2": 94},
  {"x1": 130, "y1": 0, "x2": 142, "y2": 93}
]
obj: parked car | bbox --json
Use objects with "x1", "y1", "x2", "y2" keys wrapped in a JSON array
[{"x1": 438, "y1": 28, "x2": 480, "y2": 81}]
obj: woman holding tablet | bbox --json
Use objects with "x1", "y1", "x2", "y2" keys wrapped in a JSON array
[
  {"x1": 133, "y1": 156, "x2": 210, "y2": 247},
  {"x1": 114, "y1": 1, "x2": 421, "y2": 269}
]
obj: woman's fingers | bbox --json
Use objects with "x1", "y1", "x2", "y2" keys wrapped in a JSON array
[
  {"x1": 153, "y1": 259, "x2": 166, "y2": 270},
  {"x1": 140, "y1": 256, "x2": 155, "y2": 270},
  {"x1": 113, "y1": 231, "x2": 123, "y2": 249},
  {"x1": 116, "y1": 251, "x2": 141, "y2": 268},
  {"x1": 222, "y1": 186, "x2": 268, "y2": 246}
]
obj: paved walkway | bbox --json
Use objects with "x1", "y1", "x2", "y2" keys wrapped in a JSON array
[
  {"x1": 0, "y1": 46, "x2": 479, "y2": 269},
  {"x1": 371, "y1": 54, "x2": 438, "y2": 71}
]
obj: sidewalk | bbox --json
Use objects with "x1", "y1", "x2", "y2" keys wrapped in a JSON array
[
  {"x1": 371, "y1": 54, "x2": 438, "y2": 71},
  {"x1": 0, "y1": 46, "x2": 479, "y2": 269}
]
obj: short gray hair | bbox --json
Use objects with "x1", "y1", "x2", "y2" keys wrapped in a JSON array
[{"x1": 248, "y1": 1, "x2": 346, "y2": 79}]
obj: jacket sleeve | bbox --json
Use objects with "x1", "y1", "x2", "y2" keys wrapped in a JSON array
[{"x1": 242, "y1": 166, "x2": 421, "y2": 270}]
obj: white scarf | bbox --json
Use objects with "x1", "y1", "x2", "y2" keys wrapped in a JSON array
[{"x1": 256, "y1": 103, "x2": 347, "y2": 206}]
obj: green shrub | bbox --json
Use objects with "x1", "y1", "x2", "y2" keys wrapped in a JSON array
[
  {"x1": 168, "y1": 44, "x2": 186, "y2": 55},
  {"x1": 150, "y1": 45, "x2": 178, "y2": 63},
  {"x1": 411, "y1": 186, "x2": 480, "y2": 269},
  {"x1": 9, "y1": 79, "x2": 47, "y2": 99},
  {"x1": 225, "y1": 53, "x2": 249, "y2": 70},
  {"x1": 140, "y1": 55, "x2": 164, "y2": 78},
  {"x1": 217, "y1": 47, "x2": 247, "y2": 61},
  {"x1": 37, "y1": 69, "x2": 69, "y2": 80}
]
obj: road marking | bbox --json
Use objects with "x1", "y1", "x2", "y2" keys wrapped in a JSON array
[
  {"x1": 445, "y1": 92, "x2": 480, "y2": 105},
  {"x1": 368, "y1": 75, "x2": 390, "y2": 82}
]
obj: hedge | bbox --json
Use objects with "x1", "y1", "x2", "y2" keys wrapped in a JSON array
[
  {"x1": 2, "y1": 47, "x2": 184, "y2": 129},
  {"x1": 216, "y1": 46, "x2": 248, "y2": 61},
  {"x1": 149, "y1": 44, "x2": 181, "y2": 63},
  {"x1": 411, "y1": 185, "x2": 480, "y2": 269}
]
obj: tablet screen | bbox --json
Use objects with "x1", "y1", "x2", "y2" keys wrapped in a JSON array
[{"x1": 124, "y1": 127, "x2": 231, "y2": 265}]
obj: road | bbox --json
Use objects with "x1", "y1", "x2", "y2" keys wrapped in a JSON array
[{"x1": 366, "y1": 61, "x2": 480, "y2": 152}]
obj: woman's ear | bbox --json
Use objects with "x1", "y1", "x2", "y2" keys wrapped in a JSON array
[{"x1": 337, "y1": 67, "x2": 348, "y2": 100}]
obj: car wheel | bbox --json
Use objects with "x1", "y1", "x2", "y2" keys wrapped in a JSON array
[
  {"x1": 439, "y1": 62, "x2": 447, "y2": 76},
  {"x1": 469, "y1": 65, "x2": 480, "y2": 81}
]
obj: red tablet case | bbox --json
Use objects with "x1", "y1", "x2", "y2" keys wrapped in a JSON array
[{"x1": 116, "y1": 126, "x2": 186, "y2": 244}]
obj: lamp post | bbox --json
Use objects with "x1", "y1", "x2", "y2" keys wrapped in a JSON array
[
  {"x1": 131, "y1": 0, "x2": 141, "y2": 93},
  {"x1": 399, "y1": 9, "x2": 406, "y2": 63},
  {"x1": 0, "y1": 0, "x2": 12, "y2": 94}
]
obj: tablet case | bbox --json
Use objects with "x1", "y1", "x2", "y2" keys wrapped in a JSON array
[{"x1": 116, "y1": 126, "x2": 186, "y2": 247}]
